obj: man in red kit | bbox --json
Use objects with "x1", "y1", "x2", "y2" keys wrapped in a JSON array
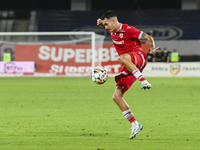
[{"x1": 97, "y1": 10, "x2": 160, "y2": 139}]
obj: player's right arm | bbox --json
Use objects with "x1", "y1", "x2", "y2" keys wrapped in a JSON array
[{"x1": 97, "y1": 18, "x2": 105, "y2": 29}]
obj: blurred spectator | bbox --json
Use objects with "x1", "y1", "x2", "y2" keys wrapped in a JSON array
[
  {"x1": 162, "y1": 48, "x2": 170, "y2": 63},
  {"x1": 147, "y1": 52, "x2": 155, "y2": 62},
  {"x1": 171, "y1": 49, "x2": 180, "y2": 62},
  {"x1": 3, "y1": 49, "x2": 11, "y2": 62},
  {"x1": 155, "y1": 48, "x2": 163, "y2": 62}
]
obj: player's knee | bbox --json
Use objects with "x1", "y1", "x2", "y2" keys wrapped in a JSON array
[
  {"x1": 118, "y1": 54, "x2": 131, "y2": 65},
  {"x1": 118, "y1": 55, "x2": 126, "y2": 65},
  {"x1": 112, "y1": 94, "x2": 120, "y2": 103}
]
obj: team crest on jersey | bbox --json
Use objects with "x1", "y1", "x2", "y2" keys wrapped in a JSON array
[
  {"x1": 119, "y1": 33, "x2": 123, "y2": 38},
  {"x1": 169, "y1": 64, "x2": 180, "y2": 75}
]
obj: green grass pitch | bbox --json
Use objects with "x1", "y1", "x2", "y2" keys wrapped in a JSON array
[{"x1": 0, "y1": 77, "x2": 200, "y2": 150}]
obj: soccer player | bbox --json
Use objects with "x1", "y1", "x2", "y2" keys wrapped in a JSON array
[{"x1": 97, "y1": 10, "x2": 160, "y2": 139}]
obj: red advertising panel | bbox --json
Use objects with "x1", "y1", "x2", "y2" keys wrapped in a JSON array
[{"x1": 15, "y1": 43, "x2": 150, "y2": 76}]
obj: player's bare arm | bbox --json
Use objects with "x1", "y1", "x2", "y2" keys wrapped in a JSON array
[
  {"x1": 97, "y1": 18, "x2": 105, "y2": 29},
  {"x1": 140, "y1": 32, "x2": 161, "y2": 53}
]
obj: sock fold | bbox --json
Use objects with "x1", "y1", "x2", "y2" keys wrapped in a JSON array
[
  {"x1": 132, "y1": 69, "x2": 146, "y2": 82},
  {"x1": 122, "y1": 109, "x2": 136, "y2": 123}
]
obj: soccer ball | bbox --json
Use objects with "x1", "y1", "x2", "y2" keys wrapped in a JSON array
[{"x1": 92, "y1": 68, "x2": 108, "y2": 84}]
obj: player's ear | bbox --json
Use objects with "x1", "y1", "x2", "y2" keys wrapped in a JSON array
[{"x1": 112, "y1": 18, "x2": 116, "y2": 24}]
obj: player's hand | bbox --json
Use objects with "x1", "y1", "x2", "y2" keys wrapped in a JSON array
[
  {"x1": 97, "y1": 18, "x2": 105, "y2": 28},
  {"x1": 149, "y1": 46, "x2": 161, "y2": 54},
  {"x1": 97, "y1": 18, "x2": 102, "y2": 25}
]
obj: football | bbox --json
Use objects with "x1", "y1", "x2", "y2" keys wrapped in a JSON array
[{"x1": 91, "y1": 68, "x2": 108, "y2": 84}]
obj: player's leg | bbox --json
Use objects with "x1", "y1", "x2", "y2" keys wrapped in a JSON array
[
  {"x1": 118, "y1": 52, "x2": 151, "y2": 90},
  {"x1": 118, "y1": 54, "x2": 137, "y2": 72},
  {"x1": 112, "y1": 86, "x2": 130, "y2": 112},
  {"x1": 113, "y1": 78, "x2": 143, "y2": 139}
]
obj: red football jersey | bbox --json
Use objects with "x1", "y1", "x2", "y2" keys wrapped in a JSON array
[{"x1": 111, "y1": 23, "x2": 143, "y2": 56}]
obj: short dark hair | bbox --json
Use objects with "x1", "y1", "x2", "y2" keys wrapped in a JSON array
[{"x1": 101, "y1": 10, "x2": 117, "y2": 20}]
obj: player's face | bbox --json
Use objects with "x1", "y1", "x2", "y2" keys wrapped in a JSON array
[{"x1": 103, "y1": 18, "x2": 116, "y2": 32}]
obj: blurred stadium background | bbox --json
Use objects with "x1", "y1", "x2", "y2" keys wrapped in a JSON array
[
  {"x1": 1, "y1": 1, "x2": 200, "y2": 150},
  {"x1": 0, "y1": 0, "x2": 200, "y2": 77}
]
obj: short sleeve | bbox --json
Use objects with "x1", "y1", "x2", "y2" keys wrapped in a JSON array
[{"x1": 126, "y1": 26, "x2": 142, "y2": 39}]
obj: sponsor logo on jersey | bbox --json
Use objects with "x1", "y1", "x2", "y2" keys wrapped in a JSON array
[{"x1": 112, "y1": 40, "x2": 124, "y2": 44}]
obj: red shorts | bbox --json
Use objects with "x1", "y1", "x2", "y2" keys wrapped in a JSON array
[{"x1": 115, "y1": 49, "x2": 148, "y2": 94}]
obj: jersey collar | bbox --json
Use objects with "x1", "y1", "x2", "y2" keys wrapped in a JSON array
[{"x1": 115, "y1": 23, "x2": 122, "y2": 33}]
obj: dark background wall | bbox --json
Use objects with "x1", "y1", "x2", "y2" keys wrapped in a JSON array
[{"x1": 0, "y1": 0, "x2": 181, "y2": 11}]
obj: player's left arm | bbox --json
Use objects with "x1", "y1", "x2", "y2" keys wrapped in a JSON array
[{"x1": 140, "y1": 32, "x2": 161, "y2": 53}]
